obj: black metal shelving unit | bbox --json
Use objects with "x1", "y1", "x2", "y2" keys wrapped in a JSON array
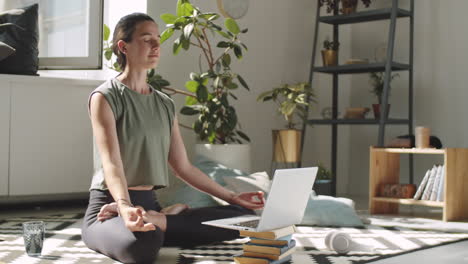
[{"x1": 300, "y1": 0, "x2": 414, "y2": 196}]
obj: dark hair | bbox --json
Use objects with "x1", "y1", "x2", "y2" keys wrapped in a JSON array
[{"x1": 112, "y1": 13, "x2": 156, "y2": 70}]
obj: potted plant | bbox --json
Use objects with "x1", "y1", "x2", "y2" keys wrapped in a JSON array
[
  {"x1": 160, "y1": 0, "x2": 252, "y2": 172},
  {"x1": 319, "y1": 0, "x2": 372, "y2": 15},
  {"x1": 315, "y1": 162, "x2": 333, "y2": 195},
  {"x1": 322, "y1": 38, "x2": 339, "y2": 66},
  {"x1": 369, "y1": 71, "x2": 399, "y2": 119},
  {"x1": 257, "y1": 82, "x2": 316, "y2": 163}
]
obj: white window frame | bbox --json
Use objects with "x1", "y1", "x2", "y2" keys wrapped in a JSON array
[{"x1": 38, "y1": 0, "x2": 104, "y2": 70}]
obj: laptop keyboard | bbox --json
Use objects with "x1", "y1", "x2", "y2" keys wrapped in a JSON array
[{"x1": 233, "y1": 219, "x2": 260, "y2": 228}]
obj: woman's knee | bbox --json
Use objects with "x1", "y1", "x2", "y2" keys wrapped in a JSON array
[{"x1": 118, "y1": 229, "x2": 165, "y2": 264}]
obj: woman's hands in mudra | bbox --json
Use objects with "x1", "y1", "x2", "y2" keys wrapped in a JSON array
[
  {"x1": 229, "y1": 191, "x2": 265, "y2": 210},
  {"x1": 97, "y1": 202, "x2": 189, "y2": 232}
]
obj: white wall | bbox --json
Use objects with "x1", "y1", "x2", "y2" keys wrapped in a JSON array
[
  {"x1": 347, "y1": 0, "x2": 468, "y2": 196},
  {"x1": 148, "y1": 1, "x2": 352, "y2": 193}
]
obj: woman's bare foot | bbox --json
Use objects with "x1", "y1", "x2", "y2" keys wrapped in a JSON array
[{"x1": 161, "y1": 203, "x2": 189, "y2": 215}]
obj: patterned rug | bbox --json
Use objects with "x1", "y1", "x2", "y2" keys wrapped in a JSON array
[{"x1": 1, "y1": 213, "x2": 468, "y2": 264}]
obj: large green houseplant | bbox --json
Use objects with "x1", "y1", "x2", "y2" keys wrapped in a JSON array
[
  {"x1": 160, "y1": 0, "x2": 250, "y2": 145},
  {"x1": 159, "y1": 0, "x2": 252, "y2": 172},
  {"x1": 257, "y1": 82, "x2": 316, "y2": 163}
]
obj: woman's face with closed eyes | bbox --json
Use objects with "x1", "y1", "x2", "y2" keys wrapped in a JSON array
[{"x1": 119, "y1": 20, "x2": 161, "y2": 70}]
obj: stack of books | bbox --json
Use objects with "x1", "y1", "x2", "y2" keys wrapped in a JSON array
[
  {"x1": 413, "y1": 164, "x2": 445, "y2": 202},
  {"x1": 234, "y1": 225, "x2": 296, "y2": 264}
]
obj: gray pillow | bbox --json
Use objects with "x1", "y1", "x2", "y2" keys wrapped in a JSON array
[
  {"x1": 300, "y1": 194, "x2": 364, "y2": 227},
  {"x1": 0, "y1": 41, "x2": 15, "y2": 61},
  {"x1": 0, "y1": 4, "x2": 39, "y2": 75}
]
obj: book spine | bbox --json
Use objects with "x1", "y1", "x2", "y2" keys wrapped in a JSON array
[
  {"x1": 430, "y1": 165, "x2": 443, "y2": 201},
  {"x1": 413, "y1": 169, "x2": 431, "y2": 200},
  {"x1": 436, "y1": 165, "x2": 445, "y2": 202},
  {"x1": 421, "y1": 166, "x2": 438, "y2": 200}
]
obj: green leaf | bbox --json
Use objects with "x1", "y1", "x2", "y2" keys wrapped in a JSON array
[
  {"x1": 222, "y1": 54, "x2": 231, "y2": 67},
  {"x1": 214, "y1": 76, "x2": 221, "y2": 88},
  {"x1": 173, "y1": 37, "x2": 182, "y2": 54},
  {"x1": 112, "y1": 61, "x2": 120, "y2": 71},
  {"x1": 189, "y1": 72, "x2": 200, "y2": 81},
  {"x1": 181, "y1": 36, "x2": 190, "y2": 50},
  {"x1": 210, "y1": 22, "x2": 222, "y2": 31},
  {"x1": 237, "y1": 75, "x2": 249, "y2": 90},
  {"x1": 181, "y1": 2, "x2": 194, "y2": 16},
  {"x1": 225, "y1": 18, "x2": 240, "y2": 34},
  {"x1": 229, "y1": 92, "x2": 238, "y2": 100},
  {"x1": 256, "y1": 90, "x2": 273, "y2": 101},
  {"x1": 183, "y1": 23, "x2": 194, "y2": 39},
  {"x1": 104, "y1": 49, "x2": 113, "y2": 61},
  {"x1": 180, "y1": 106, "x2": 200, "y2": 115},
  {"x1": 161, "y1": 13, "x2": 177, "y2": 24},
  {"x1": 216, "y1": 30, "x2": 231, "y2": 39},
  {"x1": 160, "y1": 28, "x2": 174, "y2": 44},
  {"x1": 237, "y1": 130, "x2": 250, "y2": 142},
  {"x1": 177, "y1": 0, "x2": 193, "y2": 17},
  {"x1": 103, "y1": 24, "x2": 110, "y2": 41},
  {"x1": 185, "y1": 80, "x2": 199, "y2": 92},
  {"x1": 233, "y1": 44, "x2": 242, "y2": 59},
  {"x1": 185, "y1": 96, "x2": 198, "y2": 106},
  {"x1": 217, "y1": 41, "x2": 230, "y2": 48},
  {"x1": 241, "y1": 43, "x2": 248, "y2": 51},
  {"x1": 196, "y1": 85, "x2": 208, "y2": 102},
  {"x1": 193, "y1": 120, "x2": 202, "y2": 133},
  {"x1": 241, "y1": 28, "x2": 248, "y2": 33},
  {"x1": 228, "y1": 82, "x2": 238, "y2": 89},
  {"x1": 199, "y1": 13, "x2": 219, "y2": 21},
  {"x1": 263, "y1": 95, "x2": 273, "y2": 101}
]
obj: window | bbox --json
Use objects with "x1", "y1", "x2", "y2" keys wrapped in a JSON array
[{"x1": 14, "y1": 0, "x2": 104, "y2": 69}]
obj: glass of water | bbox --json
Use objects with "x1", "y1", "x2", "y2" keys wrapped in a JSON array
[{"x1": 22, "y1": 221, "x2": 45, "y2": 257}]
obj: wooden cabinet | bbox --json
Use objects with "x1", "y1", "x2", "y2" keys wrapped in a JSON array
[
  {"x1": 0, "y1": 74, "x2": 101, "y2": 198},
  {"x1": 369, "y1": 147, "x2": 468, "y2": 222}
]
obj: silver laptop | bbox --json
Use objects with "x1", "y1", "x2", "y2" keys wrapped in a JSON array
[{"x1": 202, "y1": 167, "x2": 317, "y2": 232}]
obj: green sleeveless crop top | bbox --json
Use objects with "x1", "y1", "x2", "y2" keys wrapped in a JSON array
[{"x1": 88, "y1": 78, "x2": 175, "y2": 190}]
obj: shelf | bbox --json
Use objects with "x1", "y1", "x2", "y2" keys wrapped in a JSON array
[
  {"x1": 307, "y1": 118, "x2": 410, "y2": 125},
  {"x1": 372, "y1": 197, "x2": 444, "y2": 208},
  {"x1": 372, "y1": 147, "x2": 445, "y2": 155},
  {"x1": 313, "y1": 62, "x2": 410, "y2": 74},
  {"x1": 319, "y1": 8, "x2": 411, "y2": 25}
]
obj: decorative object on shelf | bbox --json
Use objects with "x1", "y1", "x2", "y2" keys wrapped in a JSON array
[
  {"x1": 386, "y1": 134, "x2": 443, "y2": 149},
  {"x1": 415, "y1": 126, "x2": 431, "y2": 149},
  {"x1": 340, "y1": 0, "x2": 358, "y2": 15},
  {"x1": 216, "y1": 0, "x2": 249, "y2": 19},
  {"x1": 315, "y1": 162, "x2": 333, "y2": 195},
  {"x1": 161, "y1": 0, "x2": 250, "y2": 144},
  {"x1": 343, "y1": 107, "x2": 370, "y2": 119},
  {"x1": 320, "y1": 107, "x2": 338, "y2": 119},
  {"x1": 257, "y1": 82, "x2": 316, "y2": 163},
  {"x1": 379, "y1": 183, "x2": 416, "y2": 199},
  {"x1": 345, "y1": 58, "x2": 369, "y2": 65},
  {"x1": 321, "y1": 38, "x2": 339, "y2": 66},
  {"x1": 369, "y1": 71, "x2": 399, "y2": 118},
  {"x1": 319, "y1": 0, "x2": 372, "y2": 14}
]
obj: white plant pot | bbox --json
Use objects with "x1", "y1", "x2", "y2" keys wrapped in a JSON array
[{"x1": 195, "y1": 143, "x2": 251, "y2": 173}]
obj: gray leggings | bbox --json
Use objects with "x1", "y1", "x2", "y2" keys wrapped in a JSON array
[{"x1": 81, "y1": 189, "x2": 253, "y2": 264}]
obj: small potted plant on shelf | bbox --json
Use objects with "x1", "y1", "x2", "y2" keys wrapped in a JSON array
[
  {"x1": 315, "y1": 162, "x2": 333, "y2": 195},
  {"x1": 322, "y1": 38, "x2": 339, "y2": 66},
  {"x1": 257, "y1": 82, "x2": 316, "y2": 164},
  {"x1": 319, "y1": 0, "x2": 372, "y2": 15},
  {"x1": 369, "y1": 71, "x2": 399, "y2": 118}
]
